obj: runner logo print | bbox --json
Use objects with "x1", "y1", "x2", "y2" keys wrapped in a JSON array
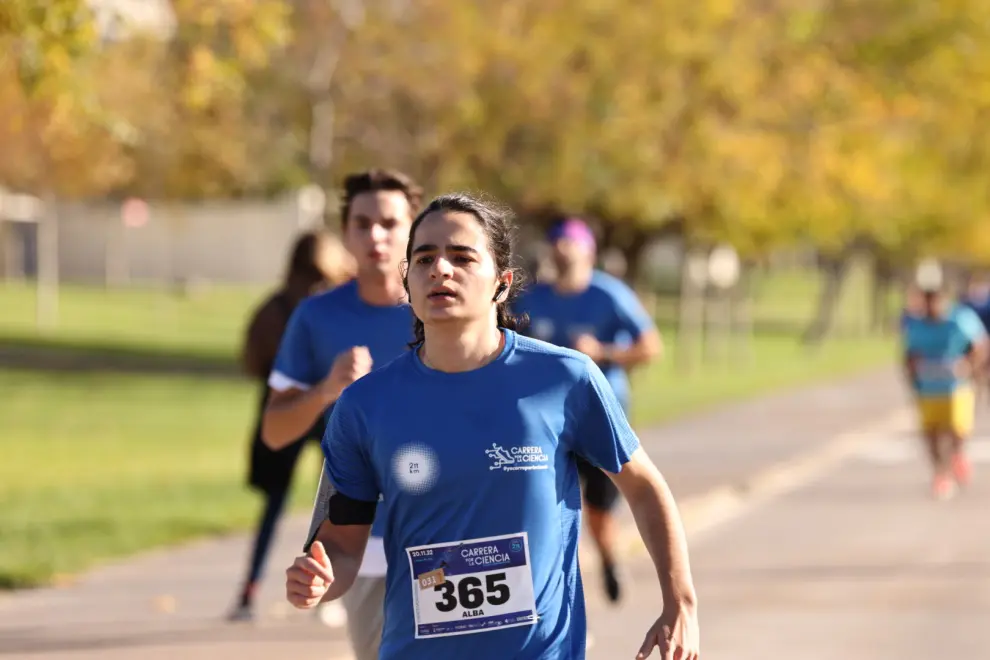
[{"x1": 485, "y1": 443, "x2": 550, "y2": 472}]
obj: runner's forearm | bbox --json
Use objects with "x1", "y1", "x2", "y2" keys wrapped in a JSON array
[
  {"x1": 261, "y1": 386, "x2": 337, "y2": 449},
  {"x1": 970, "y1": 340, "x2": 989, "y2": 371},
  {"x1": 622, "y1": 462, "x2": 697, "y2": 607}
]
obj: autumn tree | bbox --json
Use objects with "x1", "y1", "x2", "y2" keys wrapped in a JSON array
[
  {"x1": 0, "y1": 1, "x2": 141, "y2": 325},
  {"x1": 107, "y1": 0, "x2": 293, "y2": 199},
  {"x1": 0, "y1": 1, "x2": 135, "y2": 196}
]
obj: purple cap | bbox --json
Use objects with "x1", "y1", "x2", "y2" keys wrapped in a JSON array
[{"x1": 547, "y1": 217, "x2": 596, "y2": 250}]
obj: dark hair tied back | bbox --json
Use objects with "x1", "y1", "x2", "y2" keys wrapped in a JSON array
[{"x1": 403, "y1": 193, "x2": 528, "y2": 347}]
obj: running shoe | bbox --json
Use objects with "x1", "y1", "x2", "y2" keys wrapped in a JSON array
[
  {"x1": 603, "y1": 562, "x2": 621, "y2": 603},
  {"x1": 227, "y1": 602, "x2": 254, "y2": 623},
  {"x1": 952, "y1": 452, "x2": 973, "y2": 487},
  {"x1": 932, "y1": 473, "x2": 956, "y2": 500}
]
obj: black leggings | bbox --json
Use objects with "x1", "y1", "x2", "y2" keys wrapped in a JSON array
[{"x1": 245, "y1": 487, "x2": 289, "y2": 589}]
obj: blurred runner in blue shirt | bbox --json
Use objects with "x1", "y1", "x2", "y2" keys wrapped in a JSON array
[
  {"x1": 512, "y1": 216, "x2": 662, "y2": 604},
  {"x1": 959, "y1": 275, "x2": 990, "y2": 333},
  {"x1": 285, "y1": 193, "x2": 698, "y2": 660},
  {"x1": 959, "y1": 274, "x2": 990, "y2": 403},
  {"x1": 262, "y1": 169, "x2": 422, "y2": 660}
]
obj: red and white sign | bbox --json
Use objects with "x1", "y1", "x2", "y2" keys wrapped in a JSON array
[{"x1": 121, "y1": 198, "x2": 149, "y2": 228}]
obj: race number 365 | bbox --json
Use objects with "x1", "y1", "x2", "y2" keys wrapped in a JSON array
[{"x1": 434, "y1": 572, "x2": 511, "y2": 612}]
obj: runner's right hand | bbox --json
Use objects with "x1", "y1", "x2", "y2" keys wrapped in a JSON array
[
  {"x1": 286, "y1": 541, "x2": 334, "y2": 609},
  {"x1": 321, "y1": 346, "x2": 373, "y2": 398}
]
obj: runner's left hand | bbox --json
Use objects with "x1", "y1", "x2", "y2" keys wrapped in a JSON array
[
  {"x1": 636, "y1": 600, "x2": 699, "y2": 660},
  {"x1": 573, "y1": 334, "x2": 606, "y2": 363}
]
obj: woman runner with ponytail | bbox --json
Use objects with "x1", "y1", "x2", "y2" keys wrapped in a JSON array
[{"x1": 285, "y1": 193, "x2": 700, "y2": 659}]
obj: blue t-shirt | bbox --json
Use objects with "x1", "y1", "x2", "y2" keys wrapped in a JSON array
[
  {"x1": 512, "y1": 270, "x2": 655, "y2": 409},
  {"x1": 323, "y1": 330, "x2": 640, "y2": 660},
  {"x1": 903, "y1": 305, "x2": 987, "y2": 397},
  {"x1": 271, "y1": 279, "x2": 413, "y2": 537},
  {"x1": 961, "y1": 293, "x2": 990, "y2": 332}
]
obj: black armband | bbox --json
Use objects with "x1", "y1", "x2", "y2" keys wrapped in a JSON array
[
  {"x1": 327, "y1": 491, "x2": 378, "y2": 526},
  {"x1": 302, "y1": 484, "x2": 377, "y2": 552}
]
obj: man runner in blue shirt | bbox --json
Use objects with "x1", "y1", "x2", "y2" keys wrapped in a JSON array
[
  {"x1": 285, "y1": 193, "x2": 699, "y2": 660},
  {"x1": 262, "y1": 169, "x2": 422, "y2": 660},
  {"x1": 513, "y1": 216, "x2": 662, "y2": 604},
  {"x1": 902, "y1": 285, "x2": 988, "y2": 499}
]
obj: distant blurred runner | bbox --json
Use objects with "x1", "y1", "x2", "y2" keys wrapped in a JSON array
[
  {"x1": 959, "y1": 274, "x2": 990, "y2": 332},
  {"x1": 959, "y1": 274, "x2": 990, "y2": 399},
  {"x1": 512, "y1": 216, "x2": 662, "y2": 603},
  {"x1": 262, "y1": 169, "x2": 421, "y2": 660},
  {"x1": 902, "y1": 285, "x2": 988, "y2": 499},
  {"x1": 230, "y1": 230, "x2": 354, "y2": 621}
]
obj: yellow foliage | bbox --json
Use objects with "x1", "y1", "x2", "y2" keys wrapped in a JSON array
[{"x1": 3, "y1": 0, "x2": 990, "y2": 258}]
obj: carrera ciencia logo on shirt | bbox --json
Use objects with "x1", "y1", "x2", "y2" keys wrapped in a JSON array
[{"x1": 485, "y1": 443, "x2": 550, "y2": 471}]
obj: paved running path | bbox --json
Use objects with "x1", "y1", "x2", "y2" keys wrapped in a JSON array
[
  {"x1": 584, "y1": 411, "x2": 990, "y2": 660},
  {"x1": 0, "y1": 368, "x2": 910, "y2": 659}
]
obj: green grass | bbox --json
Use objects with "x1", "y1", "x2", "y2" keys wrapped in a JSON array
[
  {"x1": 627, "y1": 333, "x2": 892, "y2": 426},
  {"x1": 0, "y1": 370, "x2": 324, "y2": 589},
  {"x1": 0, "y1": 264, "x2": 890, "y2": 360},
  {"x1": 0, "y1": 268, "x2": 897, "y2": 589},
  {"x1": 0, "y1": 281, "x2": 263, "y2": 360}
]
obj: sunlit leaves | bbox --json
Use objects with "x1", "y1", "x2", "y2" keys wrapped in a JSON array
[{"x1": 2, "y1": 0, "x2": 989, "y2": 259}]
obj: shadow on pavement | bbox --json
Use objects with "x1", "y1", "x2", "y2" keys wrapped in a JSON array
[
  {"x1": 0, "y1": 337, "x2": 239, "y2": 379},
  {"x1": 0, "y1": 618, "x2": 342, "y2": 656},
  {"x1": 697, "y1": 560, "x2": 990, "y2": 582}
]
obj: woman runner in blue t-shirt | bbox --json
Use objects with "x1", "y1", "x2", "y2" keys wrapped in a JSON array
[{"x1": 285, "y1": 193, "x2": 700, "y2": 660}]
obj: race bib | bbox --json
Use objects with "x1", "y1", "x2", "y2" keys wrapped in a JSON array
[
  {"x1": 406, "y1": 532, "x2": 537, "y2": 639},
  {"x1": 917, "y1": 358, "x2": 955, "y2": 382}
]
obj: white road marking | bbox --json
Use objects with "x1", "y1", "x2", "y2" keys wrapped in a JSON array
[
  {"x1": 855, "y1": 436, "x2": 990, "y2": 464},
  {"x1": 620, "y1": 408, "x2": 916, "y2": 556}
]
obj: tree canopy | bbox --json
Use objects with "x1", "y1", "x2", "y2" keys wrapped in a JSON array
[{"x1": 2, "y1": 0, "x2": 988, "y2": 264}]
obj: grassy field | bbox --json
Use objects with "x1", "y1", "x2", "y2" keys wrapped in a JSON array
[
  {"x1": 0, "y1": 370, "x2": 314, "y2": 589},
  {"x1": 0, "y1": 281, "x2": 259, "y2": 360},
  {"x1": 0, "y1": 269, "x2": 897, "y2": 589}
]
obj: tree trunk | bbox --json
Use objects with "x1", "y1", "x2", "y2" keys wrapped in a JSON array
[
  {"x1": 802, "y1": 250, "x2": 853, "y2": 345},
  {"x1": 730, "y1": 265, "x2": 755, "y2": 365},
  {"x1": 301, "y1": 1, "x2": 367, "y2": 214},
  {"x1": 676, "y1": 246, "x2": 706, "y2": 373},
  {"x1": 618, "y1": 231, "x2": 649, "y2": 284},
  {"x1": 36, "y1": 191, "x2": 59, "y2": 332},
  {"x1": 704, "y1": 286, "x2": 731, "y2": 366},
  {"x1": 870, "y1": 256, "x2": 895, "y2": 335}
]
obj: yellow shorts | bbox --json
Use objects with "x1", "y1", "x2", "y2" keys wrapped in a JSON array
[{"x1": 917, "y1": 387, "x2": 975, "y2": 437}]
